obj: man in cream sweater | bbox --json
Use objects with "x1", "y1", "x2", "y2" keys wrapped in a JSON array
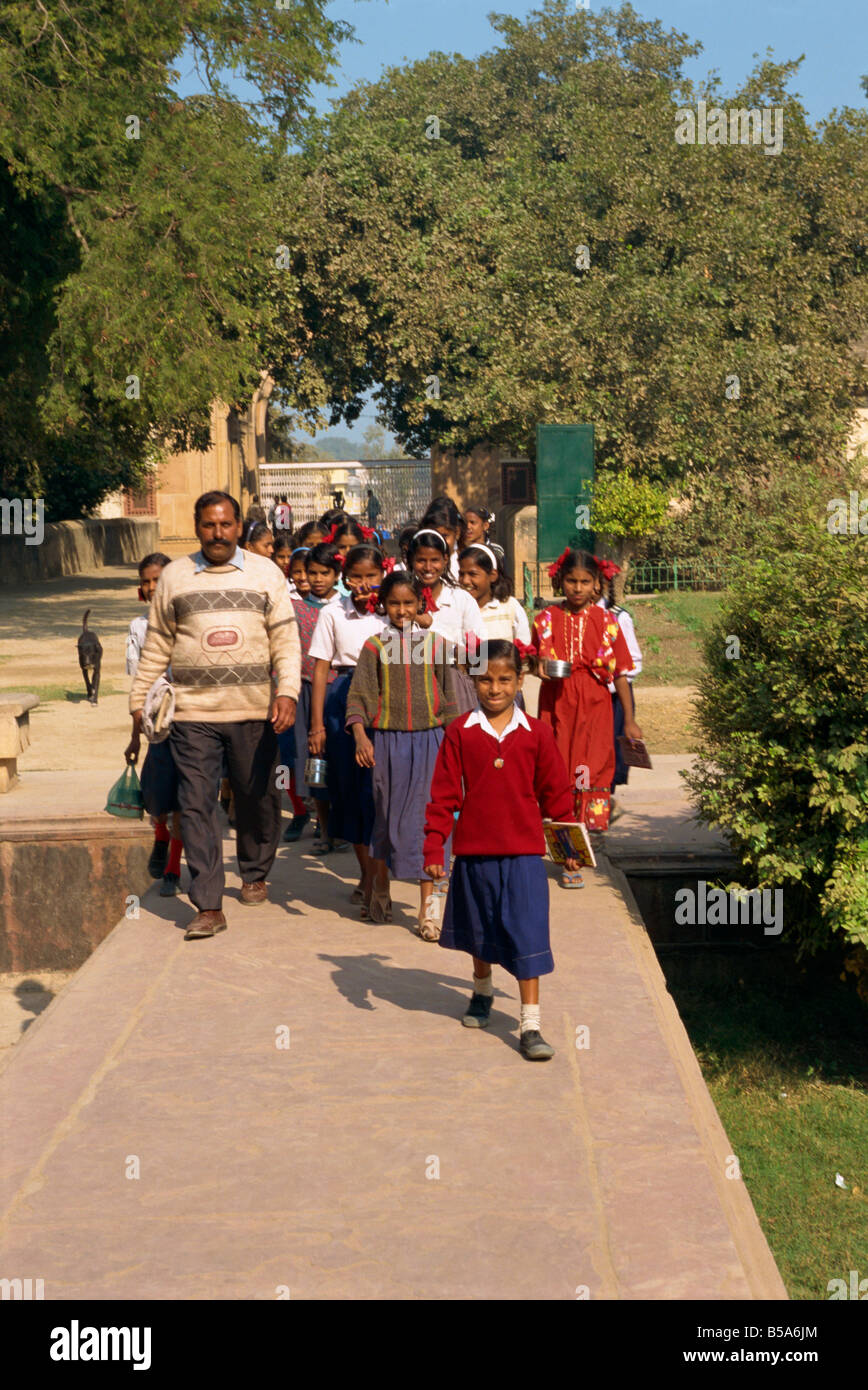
[{"x1": 130, "y1": 491, "x2": 301, "y2": 939}]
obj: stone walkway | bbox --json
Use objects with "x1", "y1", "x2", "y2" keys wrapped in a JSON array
[{"x1": 0, "y1": 755, "x2": 785, "y2": 1300}]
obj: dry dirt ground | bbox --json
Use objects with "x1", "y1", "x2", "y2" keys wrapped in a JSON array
[{"x1": 0, "y1": 563, "x2": 144, "y2": 772}]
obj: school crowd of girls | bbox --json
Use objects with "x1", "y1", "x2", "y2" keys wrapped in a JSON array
[{"x1": 130, "y1": 497, "x2": 643, "y2": 1062}]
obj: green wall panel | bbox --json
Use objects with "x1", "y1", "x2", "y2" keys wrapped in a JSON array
[{"x1": 535, "y1": 424, "x2": 595, "y2": 561}]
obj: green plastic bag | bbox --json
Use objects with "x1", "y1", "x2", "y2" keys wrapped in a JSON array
[{"x1": 105, "y1": 764, "x2": 145, "y2": 819}]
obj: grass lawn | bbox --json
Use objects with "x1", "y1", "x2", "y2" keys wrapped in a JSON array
[
  {"x1": 663, "y1": 954, "x2": 867, "y2": 1300},
  {"x1": 621, "y1": 590, "x2": 722, "y2": 751},
  {"x1": 630, "y1": 591, "x2": 722, "y2": 687},
  {"x1": 3, "y1": 683, "x2": 122, "y2": 703}
]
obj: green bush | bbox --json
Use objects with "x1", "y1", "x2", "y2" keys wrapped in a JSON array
[
  {"x1": 685, "y1": 530, "x2": 868, "y2": 966},
  {"x1": 638, "y1": 459, "x2": 864, "y2": 565},
  {"x1": 591, "y1": 472, "x2": 671, "y2": 543}
]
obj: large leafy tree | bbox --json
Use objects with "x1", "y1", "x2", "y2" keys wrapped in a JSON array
[
  {"x1": 0, "y1": 0, "x2": 352, "y2": 517},
  {"x1": 278, "y1": 0, "x2": 868, "y2": 487}
]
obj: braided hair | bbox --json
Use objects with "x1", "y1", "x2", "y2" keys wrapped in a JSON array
[{"x1": 549, "y1": 547, "x2": 601, "y2": 596}]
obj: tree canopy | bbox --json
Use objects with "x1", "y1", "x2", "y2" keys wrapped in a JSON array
[
  {"x1": 0, "y1": 0, "x2": 352, "y2": 516},
  {"x1": 277, "y1": 0, "x2": 868, "y2": 484}
]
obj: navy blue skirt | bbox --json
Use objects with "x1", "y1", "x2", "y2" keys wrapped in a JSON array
[
  {"x1": 371, "y1": 727, "x2": 449, "y2": 880},
  {"x1": 324, "y1": 672, "x2": 375, "y2": 845},
  {"x1": 277, "y1": 724, "x2": 296, "y2": 774},
  {"x1": 439, "y1": 854, "x2": 553, "y2": 979},
  {"x1": 611, "y1": 685, "x2": 636, "y2": 789},
  {"x1": 140, "y1": 738, "x2": 179, "y2": 817}
]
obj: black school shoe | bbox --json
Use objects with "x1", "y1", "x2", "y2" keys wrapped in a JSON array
[
  {"x1": 147, "y1": 838, "x2": 169, "y2": 879},
  {"x1": 159, "y1": 872, "x2": 180, "y2": 897},
  {"x1": 519, "y1": 1030, "x2": 555, "y2": 1061},
  {"x1": 282, "y1": 812, "x2": 310, "y2": 843},
  {"x1": 462, "y1": 992, "x2": 493, "y2": 1028}
]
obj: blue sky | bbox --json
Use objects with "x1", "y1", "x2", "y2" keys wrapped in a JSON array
[
  {"x1": 313, "y1": 0, "x2": 865, "y2": 125},
  {"x1": 177, "y1": 2, "x2": 867, "y2": 450}
]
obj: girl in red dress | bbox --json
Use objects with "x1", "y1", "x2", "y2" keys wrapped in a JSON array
[{"x1": 534, "y1": 549, "x2": 643, "y2": 859}]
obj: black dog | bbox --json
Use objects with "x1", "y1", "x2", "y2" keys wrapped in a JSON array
[{"x1": 77, "y1": 609, "x2": 103, "y2": 705}]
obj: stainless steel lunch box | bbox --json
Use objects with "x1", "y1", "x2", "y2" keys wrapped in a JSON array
[{"x1": 305, "y1": 756, "x2": 328, "y2": 788}]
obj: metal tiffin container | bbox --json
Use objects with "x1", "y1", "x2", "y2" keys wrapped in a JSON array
[
  {"x1": 304, "y1": 756, "x2": 328, "y2": 788},
  {"x1": 544, "y1": 659, "x2": 573, "y2": 679}
]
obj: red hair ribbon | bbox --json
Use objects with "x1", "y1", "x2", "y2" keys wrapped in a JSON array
[
  {"x1": 324, "y1": 523, "x2": 340, "y2": 544},
  {"x1": 547, "y1": 547, "x2": 572, "y2": 581},
  {"x1": 595, "y1": 557, "x2": 621, "y2": 582},
  {"x1": 382, "y1": 556, "x2": 396, "y2": 574},
  {"x1": 334, "y1": 550, "x2": 345, "y2": 568},
  {"x1": 421, "y1": 585, "x2": 439, "y2": 614},
  {"x1": 364, "y1": 589, "x2": 380, "y2": 614},
  {"x1": 514, "y1": 639, "x2": 535, "y2": 661},
  {"x1": 359, "y1": 524, "x2": 376, "y2": 541}
]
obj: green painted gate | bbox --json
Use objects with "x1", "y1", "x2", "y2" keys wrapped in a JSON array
[{"x1": 535, "y1": 424, "x2": 595, "y2": 562}]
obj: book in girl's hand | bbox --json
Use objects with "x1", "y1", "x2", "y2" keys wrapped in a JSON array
[
  {"x1": 617, "y1": 736, "x2": 653, "y2": 769},
  {"x1": 542, "y1": 821, "x2": 596, "y2": 868}
]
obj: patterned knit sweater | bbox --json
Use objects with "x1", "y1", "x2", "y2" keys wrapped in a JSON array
[
  {"x1": 129, "y1": 552, "x2": 301, "y2": 722},
  {"x1": 345, "y1": 627, "x2": 459, "y2": 731}
]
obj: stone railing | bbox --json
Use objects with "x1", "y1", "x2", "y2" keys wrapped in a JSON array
[{"x1": 0, "y1": 693, "x2": 38, "y2": 792}]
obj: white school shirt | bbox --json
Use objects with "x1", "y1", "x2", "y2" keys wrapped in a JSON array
[
  {"x1": 448, "y1": 550, "x2": 460, "y2": 582},
  {"x1": 428, "y1": 584, "x2": 485, "y2": 646},
  {"x1": 464, "y1": 704, "x2": 531, "y2": 742},
  {"x1": 126, "y1": 615, "x2": 149, "y2": 677},
  {"x1": 308, "y1": 594, "x2": 387, "y2": 668},
  {"x1": 127, "y1": 613, "x2": 174, "y2": 684},
  {"x1": 596, "y1": 599, "x2": 642, "y2": 688},
  {"x1": 479, "y1": 596, "x2": 532, "y2": 645}
]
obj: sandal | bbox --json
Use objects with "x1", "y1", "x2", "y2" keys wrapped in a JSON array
[
  {"x1": 416, "y1": 898, "x2": 441, "y2": 941},
  {"x1": 561, "y1": 869, "x2": 584, "y2": 889},
  {"x1": 368, "y1": 888, "x2": 392, "y2": 924},
  {"x1": 350, "y1": 882, "x2": 365, "y2": 904}
]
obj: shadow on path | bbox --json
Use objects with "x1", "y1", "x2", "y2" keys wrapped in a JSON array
[{"x1": 317, "y1": 951, "x2": 519, "y2": 1050}]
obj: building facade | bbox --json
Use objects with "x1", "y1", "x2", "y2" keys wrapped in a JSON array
[{"x1": 99, "y1": 379, "x2": 273, "y2": 540}]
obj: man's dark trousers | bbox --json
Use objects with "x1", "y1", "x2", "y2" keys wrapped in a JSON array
[{"x1": 171, "y1": 720, "x2": 282, "y2": 909}]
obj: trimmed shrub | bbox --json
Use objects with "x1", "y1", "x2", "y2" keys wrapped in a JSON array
[{"x1": 685, "y1": 529, "x2": 868, "y2": 974}]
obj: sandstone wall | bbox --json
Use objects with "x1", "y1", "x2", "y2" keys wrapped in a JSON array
[{"x1": 0, "y1": 517, "x2": 158, "y2": 586}]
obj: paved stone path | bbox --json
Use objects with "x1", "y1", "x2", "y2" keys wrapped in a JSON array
[{"x1": 0, "y1": 755, "x2": 785, "y2": 1300}]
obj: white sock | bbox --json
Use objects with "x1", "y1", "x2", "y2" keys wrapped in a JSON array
[
  {"x1": 520, "y1": 1004, "x2": 541, "y2": 1035},
  {"x1": 473, "y1": 972, "x2": 493, "y2": 997}
]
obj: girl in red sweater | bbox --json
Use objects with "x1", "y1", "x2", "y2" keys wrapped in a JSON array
[
  {"x1": 423, "y1": 640, "x2": 581, "y2": 1061},
  {"x1": 534, "y1": 549, "x2": 643, "y2": 856}
]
